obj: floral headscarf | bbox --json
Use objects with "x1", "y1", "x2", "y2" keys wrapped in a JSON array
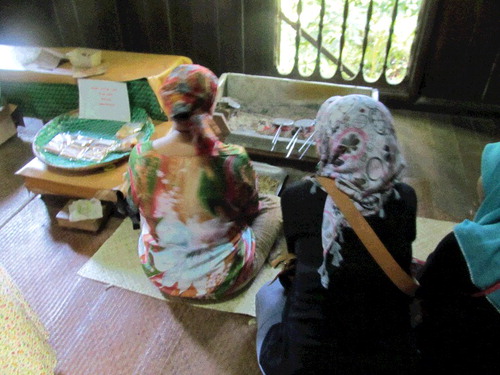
[
  {"x1": 159, "y1": 64, "x2": 220, "y2": 156},
  {"x1": 314, "y1": 94, "x2": 406, "y2": 288}
]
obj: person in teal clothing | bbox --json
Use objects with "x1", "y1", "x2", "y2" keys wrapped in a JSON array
[
  {"x1": 416, "y1": 142, "x2": 500, "y2": 375},
  {"x1": 125, "y1": 64, "x2": 281, "y2": 300}
]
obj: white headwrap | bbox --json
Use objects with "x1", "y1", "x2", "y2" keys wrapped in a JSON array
[{"x1": 314, "y1": 94, "x2": 406, "y2": 288}]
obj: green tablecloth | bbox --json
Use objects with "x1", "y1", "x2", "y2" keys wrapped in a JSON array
[{"x1": 1, "y1": 79, "x2": 167, "y2": 122}]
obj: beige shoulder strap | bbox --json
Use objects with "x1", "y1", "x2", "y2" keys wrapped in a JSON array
[{"x1": 316, "y1": 176, "x2": 419, "y2": 296}]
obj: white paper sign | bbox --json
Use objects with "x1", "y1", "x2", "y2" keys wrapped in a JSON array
[{"x1": 78, "y1": 79, "x2": 131, "y2": 122}]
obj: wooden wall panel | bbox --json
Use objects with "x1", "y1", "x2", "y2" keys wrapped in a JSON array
[
  {"x1": 217, "y1": 0, "x2": 245, "y2": 74},
  {"x1": 188, "y1": 1, "x2": 222, "y2": 70},
  {"x1": 166, "y1": 2, "x2": 195, "y2": 59},
  {"x1": 50, "y1": 0, "x2": 86, "y2": 47},
  {"x1": 115, "y1": 0, "x2": 156, "y2": 52},
  {"x1": 52, "y1": 0, "x2": 123, "y2": 49},
  {"x1": 483, "y1": 53, "x2": 500, "y2": 105},
  {"x1": 462, "y1": 1, "x2": 500, "y2": 103},
  {"x1": 0, "y1": 0, "x2": 498, "y2": 111},
  {"x1": 141, "y1": 0, "x2": 174, "y2": 53},
  {"x1": 117, "y1": 0, "x2": 174, "y2": 54},
  {"x1": 0, "y1": 1, "x2": 63, "y2": 46},
  {"x1": 419, "y1": 0, "x2": 500, "y2": 105},
  {"x1": 242, "y1": 0, "x2": 276, "y2": 75}
]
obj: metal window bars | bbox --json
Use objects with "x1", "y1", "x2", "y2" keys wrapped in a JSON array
[{"x1": 276, "y1": 0, "x2": 423, "y2": 86}]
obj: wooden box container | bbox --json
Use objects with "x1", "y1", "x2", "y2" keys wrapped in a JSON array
[
  {"x1": 56, "y1": 200, "x2": 112, "y2": 232},
  {"x1": 0, "y1": 102, "x2": 17, "y2": 145},
  {"x1": 215, "y1": 73, "x2": 378, "y2": 161}
]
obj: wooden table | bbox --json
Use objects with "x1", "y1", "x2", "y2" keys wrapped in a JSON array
[
  {"x1": 0, "y1": 45, "x2": 192, "y2": 121},
  {"x1": 4, "y1": 46, "x2": 189, "y2": 201},
  {"x1": 0, "y1": 45, "x2": 191, "y2": 86}
]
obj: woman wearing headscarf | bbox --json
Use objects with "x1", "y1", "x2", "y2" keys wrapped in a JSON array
[
  {"x1": 255, "y1": 95, "x2": 418, "y2": 374},
  {"x1": 416, "y1": 142, "x2": 500, "y2": 375},
  {"x1": 125, "y1": 64, "x2": 281, "y2": 300}
]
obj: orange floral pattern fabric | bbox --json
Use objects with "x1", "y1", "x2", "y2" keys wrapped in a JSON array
[{"x1": 0, "y1": 266, "x2": 57, "y2": 374}]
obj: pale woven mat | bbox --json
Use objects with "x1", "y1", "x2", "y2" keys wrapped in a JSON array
[
  {"x1": 78, "y1": 217, "x2": 456, "y2": 317},
  {"x1": 412, "y1": 217, "x2": 457, "y2": 262},
  {"x1": 78, "y1": 218, "x2": 285, "y2": 317}
]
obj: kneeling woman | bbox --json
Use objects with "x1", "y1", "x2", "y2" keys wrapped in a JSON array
[
  {"x1": 125, "y1": 64, "x2": 281, "y2": 300},
  {"x1": 256, "y1": 95, "x2": 418, "y2": 374}
]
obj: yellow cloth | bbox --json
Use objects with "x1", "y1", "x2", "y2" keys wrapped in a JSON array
[
  {"x1": 0, "y1": 266, "x2": 57, "y2": 374},
  {"x1": 147, "y1": 65, "x2": 187, "y2": 113}
]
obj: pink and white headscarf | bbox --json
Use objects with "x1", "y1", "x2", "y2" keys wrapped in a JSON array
[{"x1": 314, "y1": 94, "x2": 406, "y2": 288}]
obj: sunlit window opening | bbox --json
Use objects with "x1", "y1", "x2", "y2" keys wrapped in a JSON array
[{"x1": 276, "y1": 0, "x2": 424, "y2": 85}]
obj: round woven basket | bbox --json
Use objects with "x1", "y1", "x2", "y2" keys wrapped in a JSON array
[{"x1": 33, "y1": 107, "x2": 155, "y2": 171}]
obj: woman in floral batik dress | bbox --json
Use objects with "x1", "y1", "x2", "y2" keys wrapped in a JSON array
[{"x1": 126, "y1": 64, "x2": 281, "y2": 300}]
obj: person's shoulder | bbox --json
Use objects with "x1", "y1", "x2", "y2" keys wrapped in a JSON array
[
  {"x1": 217, "y1": 142, "x2": 248, "y2": 157},
  {"x1": 437, "y1": 231, "x2": 459, "y2": 248},
  {"x1": 417, "y1": 231, "x2": 467, "y2": 294},
  {"x1": 393, "y1": 182, "x2": 417, "y2": 212},
  {"x1": 426, "y1": 231, "x2": 461, "y2": 264},
  {"x1": 129, "y1": 141, "x2": 153, "y2": 162},
  {"x1": 394, "y1": 182, "x2": 416, "y2": 201},
  {"x1": 131, "y1": 141, "x2": 153, "y2": 155},
  {"x1": 281, "y1": 178, "x2": 318, "y2": 202},
  {"x1": 282, "y1": 178, "x2": 313, "y2": 192}
]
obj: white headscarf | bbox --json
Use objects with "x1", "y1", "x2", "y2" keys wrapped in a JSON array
[{"x1": 314, "y1": 94, "x2": 406, "y2": 288}]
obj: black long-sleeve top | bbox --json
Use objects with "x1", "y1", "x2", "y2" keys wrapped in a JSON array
[
  {"x1": 259, "y1": 179, "x2": 418, "y2": 375},
  {"x1": 416, "y1": 232, "x2": 500, "y2": 375}
]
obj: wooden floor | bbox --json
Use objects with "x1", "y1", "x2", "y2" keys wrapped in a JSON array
[{"x1": 0, "y1": 109, "x2": 498, "y2": 375}]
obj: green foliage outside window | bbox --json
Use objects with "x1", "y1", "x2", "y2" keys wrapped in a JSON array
[{"x1": 277, "y1": 0, "x2": 423, "y2": 85}]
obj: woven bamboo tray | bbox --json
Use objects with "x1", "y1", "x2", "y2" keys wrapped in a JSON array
[{"x1": 33, "y1": 107, "x2": 154, "y2": 171}]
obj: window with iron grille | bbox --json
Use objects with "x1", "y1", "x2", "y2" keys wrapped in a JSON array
[{"x1": 276, "y1": 0, "x2": 424, "y2": 86}]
